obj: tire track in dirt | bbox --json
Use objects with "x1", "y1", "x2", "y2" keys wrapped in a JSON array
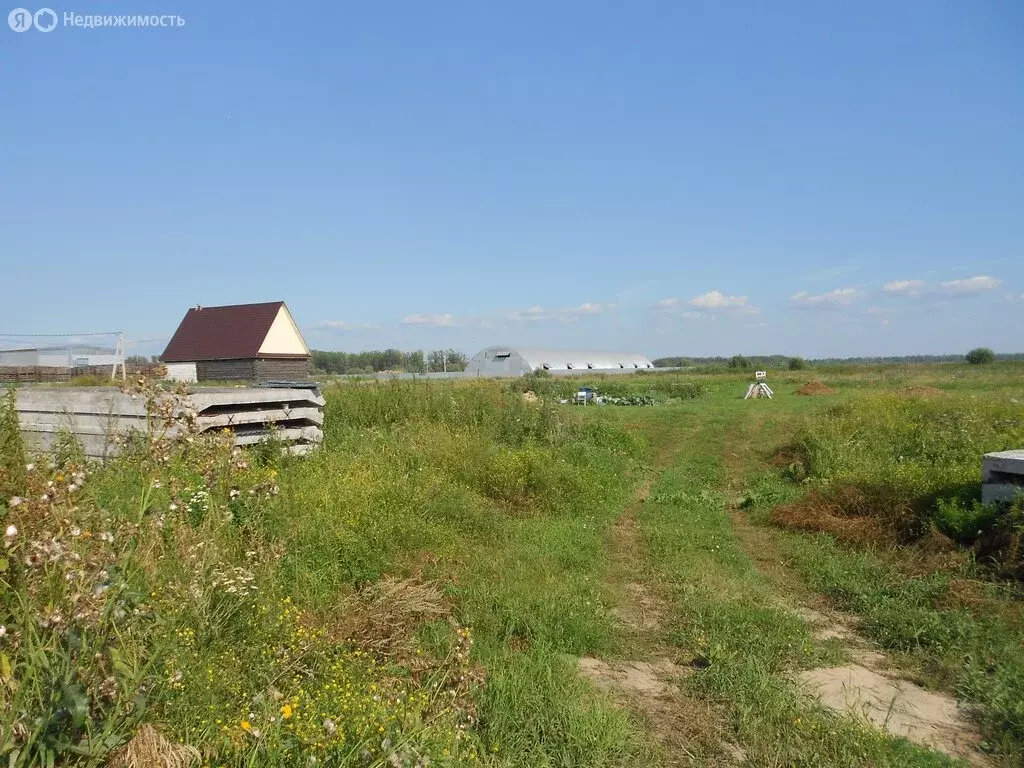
[
  {"x1": 721, "y1": 409, "x2": 990, "y2": 765},
  {"x1": 577, "y1": 421, "x2": 736, "y2": 766}
]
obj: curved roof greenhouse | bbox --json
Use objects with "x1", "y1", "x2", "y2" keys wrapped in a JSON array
[{"x1": 465, "y1": 346, "x2": 654, "y2": 377}]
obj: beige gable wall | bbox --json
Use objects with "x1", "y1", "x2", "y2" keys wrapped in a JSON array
[{"x1": 258, "y1": 305, "x2": 310, "y2": 356}]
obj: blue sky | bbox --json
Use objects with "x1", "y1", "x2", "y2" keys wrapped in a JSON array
[{"x1": 2, "y1": 0, "x2": 1022, "y2": 359}]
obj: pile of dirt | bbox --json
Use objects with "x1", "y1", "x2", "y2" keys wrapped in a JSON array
[
  {"x1": 895, "y1": 386, "x2": 946, "y2": 398},
  {"x1": 795, "y1": 380, "x2": 835, "y2": 396}
]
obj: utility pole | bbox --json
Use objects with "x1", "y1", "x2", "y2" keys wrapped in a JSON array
[
  {"x1": 111, "y1": 332, "x2": 126, "y2": 381},
  {"x1": 442, "y1": 350, "x2": 447, "y2": 373}
]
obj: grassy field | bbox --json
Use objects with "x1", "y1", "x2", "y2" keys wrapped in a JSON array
[{"x1": 1, "y1": 362, "x2": 1023, "y2": 766}]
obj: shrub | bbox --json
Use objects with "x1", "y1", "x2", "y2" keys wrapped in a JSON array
[
  {"x1": 788, "y1": 357, "x2": 807, "y2": 370},
  {"x1": 728, "y1": 355, "x2": 750, "y2": 369},
  {"x1": 966, "y1": 347, "x2": 996, "y2": 365}
]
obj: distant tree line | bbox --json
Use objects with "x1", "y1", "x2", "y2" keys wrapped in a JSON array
[
  {"x1": 125, "y1": 355, "x2": 162, "y2": 366},
  {"x1": 653, "y1": 352, "x2": 1024, "y2": 368},
  {"x1": 311, "y1": 349, "x2": 467, "y2": 375}
]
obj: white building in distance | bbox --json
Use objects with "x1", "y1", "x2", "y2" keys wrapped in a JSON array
[{"x1": 465, "y1": 346, "x2": 654, "y2": 377}]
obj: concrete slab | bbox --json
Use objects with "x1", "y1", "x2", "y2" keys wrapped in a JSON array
[
  {"x1": 982, "y1": 483, "x2": 1024, "y2": 504},
  {"x1": 982, "y1": 449, "x2": 1024, "y2": 504},
  {"x1": 8, "y1": 386, "x2": 324, "y2": 460},
  {"x1": 982, "y1": 449, "x2": 1024, "y2": 482}
]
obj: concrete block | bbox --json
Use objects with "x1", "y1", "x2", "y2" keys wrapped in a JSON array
[
  {"x1": 982, "y1": 483, "x2": 1024, "y2": 504},
  {"x1": 982, "y1": 449, "x2": 1024, "y2": 483},
  {"x1": 981, "y1": 450, "x2": 1024, "y2": 505},
  {"x1": 8, "y1": 385, "x2": 324, "y2": 460}
]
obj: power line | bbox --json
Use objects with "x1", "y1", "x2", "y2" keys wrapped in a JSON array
[
  {"x1": 0, "y1": 331, "x2": 120, "y2": 338},
  {"x1": 124, "y1": 337, "x2": 169, "y2": 345}
]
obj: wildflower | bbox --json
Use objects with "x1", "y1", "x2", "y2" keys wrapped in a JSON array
[
  {"x1": 8, "y1": 497, "x2": 22, "y2": 508},
  {"x1": 152, "y1": 479, "x2": 161, "y2": 488},
  {"x1": 0, "y1": 625, "x2": 6, "y2": 639},
  {"x1": 4, "y1": 524, "x2": 16, "y2": 539},
  {"x1": 280, "y1": 703, "x2": 293, "y2": 719},
  {"x1": 241, "y1": 720, "x2": 252, "y2": 732},
  {"x1": 169, "y1": 503, "x2": 178, "y2": 511},
  {"x1": 323, "y1": 718, "x2": 337, "y2": 734},
  {"x1": 25, "y1": 463, "x2": 34, "y2": 472},
  {"x1": 70, "y1": 526, "x2": 81, "y2": 537}
]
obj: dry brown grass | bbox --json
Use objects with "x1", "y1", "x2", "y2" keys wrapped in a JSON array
[
  {"x1": 107, "y1": 725, "x2": 200, "y2": 768},
  {"x1": 335, "y1": 577, "x2": 449, "y2": 659},
  {"x1": 895, "y1": 386, "x2": 946, "y2": 398},
  {"x1": 769, "y1": 483, "x2": 925, "y2": 545}
]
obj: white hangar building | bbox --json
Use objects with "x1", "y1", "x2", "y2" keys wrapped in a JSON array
[{"x1": 466, "y1": 346, "x2": 654, "y2": 377}]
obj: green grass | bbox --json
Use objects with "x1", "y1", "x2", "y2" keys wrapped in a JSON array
[
  {"x1": 626, "y1": 397, "x2": 959, "y2": 766},
  {"x1": 4, "y1": 364, "x2": 1024, "y2": 766},
  {"x1": 733, "y1": 377, "x2": 1024, "y2": 764},
  {"x1": 1, "y1": 378, "x2": 651, "y2": 767}
]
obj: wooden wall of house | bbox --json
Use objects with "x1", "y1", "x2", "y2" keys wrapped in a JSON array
[
  {"x1": 255, "y1": 358, "x2": 311, "y2": 381},
  {"x1": 195, "y1": 358, "x2": 310, "y2": 382},
  {"x1": 195, "y1": 359, "x2": 257, "y2": 381}
]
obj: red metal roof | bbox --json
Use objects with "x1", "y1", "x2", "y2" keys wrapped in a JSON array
[{"x1": 161, "y1": 302, "x2": 308, "y2": 362}]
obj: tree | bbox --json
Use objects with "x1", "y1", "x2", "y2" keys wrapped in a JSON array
[
  {"x1": 428, "y1": 349, "x2": 467, "y2": 373},
  {"x1": 124, "y1": 355, "x2": 150, "y2": 366},
  {"x1": 404, "y1": 350, "x2": 426, "y2": 374},
  {"x1": 728, "y1": 355, "x2": 750, "y2": 369},
  {"x1": 965, "y1": 347, "x2": 996, "y2": 365},
  {"x1": 788, "y1": 356, "x2": 807, "y2": 370}
]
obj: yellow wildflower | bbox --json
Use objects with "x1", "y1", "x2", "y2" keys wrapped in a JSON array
[
  {"x1": 281, "y1": 703, "x2": 293, "y2": 719},
  {"x1": 240, "y1": 720, "x2": 252, "y2": 732}
]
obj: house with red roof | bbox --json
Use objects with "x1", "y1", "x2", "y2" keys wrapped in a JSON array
[{"x1": 160, "y1": 301, "x2": 311, "y2": 382}]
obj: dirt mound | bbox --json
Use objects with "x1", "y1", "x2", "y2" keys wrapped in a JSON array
[
  {"x1": 896, "y1": 386, "x2": 945, "y2": 398},
  {"x1": 795, "y1": 380, "x2": 835, "y2": 396}
]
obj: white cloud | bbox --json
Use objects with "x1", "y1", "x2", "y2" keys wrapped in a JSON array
[
  {"x1": 316, "y1": 320, "x2": 380, "y2": 331},
  {"x1": 655, "y1": 297, "x2": 682, "y2": 308},
  {"x1": 789, "y1": 287, "x2": 862, "y2": 309},
  {"x1": 689, "y1": 290, "x2": 751, "y2": 310},
  {"x1": 883, "y1": 279, "x2": 925, "y2": 297},
  {"x1": 506, "y1": 302, "x2": 613, "y2": 323},
  {"x1": 938, "y1": 275, "x2": 1001, "y2": 296},
  {"x1": 402, "y1": 313, "x2": 456, "y2": 327},
  {"x1": 573, "y1": 302, "x2": 607, "y2": 316},
  {"x1": 399, "y1": 302, "x2": 612, "y2": 329}
]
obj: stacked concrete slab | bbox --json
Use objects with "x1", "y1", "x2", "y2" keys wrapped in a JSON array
[
  {"x1": 982, "y1": 450, "x2": 1024, "y2": 504},
  {"x1": 10, "y1": 386, "x2": 324, "y2": 461}
]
